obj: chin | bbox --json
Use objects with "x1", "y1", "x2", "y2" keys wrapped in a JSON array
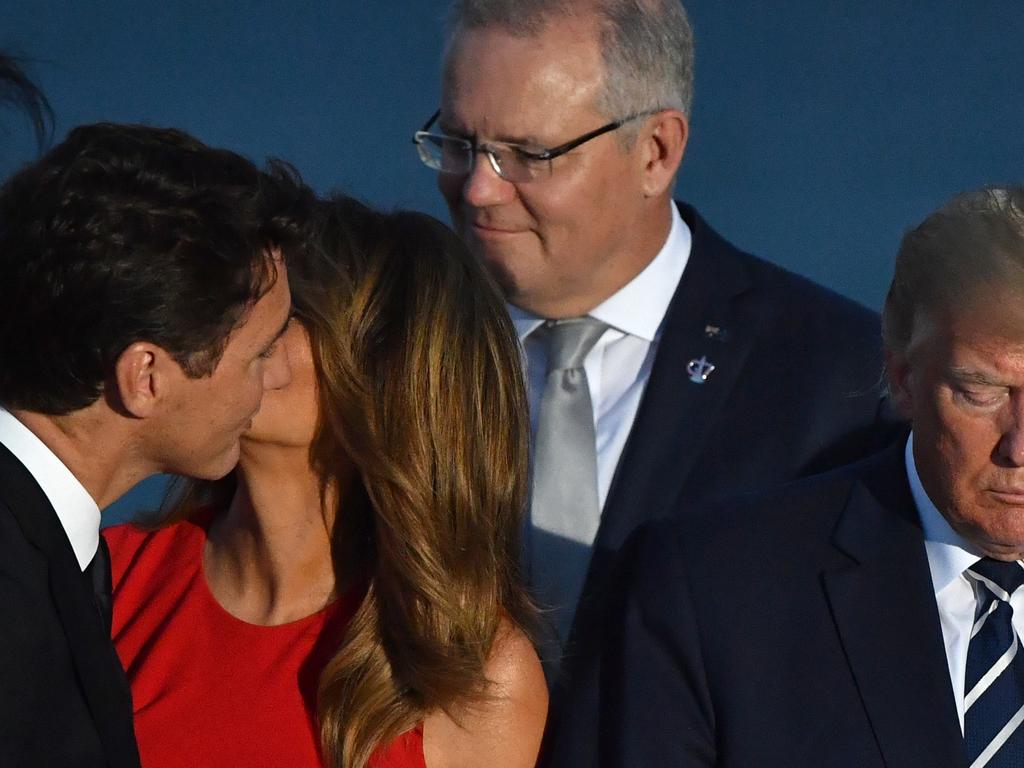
[
  {"x1": 473, "y1": 255, "x2": 518, "y2": 301},
  {"x1": 193, "y1": 447, "x2": 241, "y2": 481}
]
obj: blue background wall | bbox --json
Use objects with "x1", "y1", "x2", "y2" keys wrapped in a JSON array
[{"x1": 3, "y1": 1, "x2": 1022, "y2": 522}]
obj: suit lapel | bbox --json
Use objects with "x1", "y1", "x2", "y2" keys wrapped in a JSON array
[
  {"x1": 0, "y1": 445, "x2": 139, "y2": 768},
  {"x1": 595, "y1": 203, "x2": 759, "y2": 552},
  {"x1": 561, "y1": 205, "x2": 763, "y2": 678},
  {"x1": 823, "y1": 446, "x2": 965, "y2": 768}
]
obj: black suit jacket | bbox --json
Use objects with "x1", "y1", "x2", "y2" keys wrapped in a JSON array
[
  {"x1": 598, "y1": 442, "x2": 965, "y2": 767},
  {"x1": 544, "y1": 203, "x2": 904, "y2": 763},
  {"x1": 0, "y1": 444, "x2": 140, "y2": 767}
]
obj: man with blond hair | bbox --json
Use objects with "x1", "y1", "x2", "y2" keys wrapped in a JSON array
[{"x1": 600, "y1": 187, "x2": 1024, "y2": 767}]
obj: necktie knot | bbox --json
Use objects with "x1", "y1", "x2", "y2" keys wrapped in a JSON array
[
  {"x1": 545, "y1": 317, "x2": 609, "y2": 372},
  {"x1": 967, "y1": 557, "x2": 1024, "y2": 600}
]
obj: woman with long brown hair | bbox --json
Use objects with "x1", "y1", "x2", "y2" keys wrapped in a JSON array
[{"x1": 105, "y1": 195, "x2": 547, "y2": 768}]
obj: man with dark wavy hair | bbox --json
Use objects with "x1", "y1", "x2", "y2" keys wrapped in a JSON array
[{"x1": 0, "y1": 123, "x2": 305, "y2": 766}]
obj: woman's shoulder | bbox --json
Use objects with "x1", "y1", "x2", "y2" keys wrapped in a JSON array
[
  {"x1": 490, "y1": 618, "x2": 547, "y2": 690},
  {"x1": 104, "y1": 511, "x2": 211, "y2": 589},
  {"x1": 422, "y1": 618, "x2": 548, "y2": 768}
]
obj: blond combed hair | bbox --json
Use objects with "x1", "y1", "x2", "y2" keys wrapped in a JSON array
[{"x1": 883, "y1": 185, "x2": 1024, "y2": 359}]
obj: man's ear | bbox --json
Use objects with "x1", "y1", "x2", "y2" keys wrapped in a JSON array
[
  {"x1": 639, "y1": 109, "x2": 688, "y2": 197},
  {"x1": 113, "y1": 343, "x2": 176, "y2": 418},
  {"x1": 885, "y1": 347, "x2": 915, "y2": 420}
]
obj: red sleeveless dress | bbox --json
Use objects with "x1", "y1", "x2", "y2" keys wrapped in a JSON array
[{"x1": 105, "y1": 517, "x2": 426, "y2": 768}]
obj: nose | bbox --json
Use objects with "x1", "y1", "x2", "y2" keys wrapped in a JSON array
[
  {"x1": 462, "y1": 151, "x2": 517, "y2": 208},
  {"x1": 262, "y1": 340, "x2": 292, "y2": 392},
  {"x1": 996, "y1": 395, "x2": 1024, "y2": 467}
]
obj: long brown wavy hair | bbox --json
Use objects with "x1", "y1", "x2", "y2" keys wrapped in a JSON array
[{"x1": 164, "y1": 194, "x2": 536, "y2": 768}]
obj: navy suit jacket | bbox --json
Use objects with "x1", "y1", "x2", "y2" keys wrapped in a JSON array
[
  {"x1": 544, "y1": 203, "x2": 904, "y2": 763},
  {"x1": 597, "y1": 442, "x2": 965, "y2": 768},
  {"x1": 0, "y1": 444, "x2": 140, "y2": 767}
]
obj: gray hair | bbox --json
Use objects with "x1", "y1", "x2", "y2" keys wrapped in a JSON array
[
  {"x1": 883, "y1": 186, "x2": 1024, "y2": 356},
  {"x1": 444, "y1": 0, "x2": 695, "y2": 129}
]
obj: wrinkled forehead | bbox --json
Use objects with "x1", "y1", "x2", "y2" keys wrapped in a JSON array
[
  {"x1": 440, "y1": 18, "x2": 606, "y2": 120},
  {"x1": 906, "y1": 286, "x2": 1024, "y2": 364}
]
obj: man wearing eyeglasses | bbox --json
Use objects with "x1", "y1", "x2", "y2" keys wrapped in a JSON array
[{"x1": 415, "y1": 1, "x2": 900, "y2": 760}]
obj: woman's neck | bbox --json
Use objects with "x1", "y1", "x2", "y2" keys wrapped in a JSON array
[{"x1": 203, "y1": 446, "x2": 344, "y2": 626}]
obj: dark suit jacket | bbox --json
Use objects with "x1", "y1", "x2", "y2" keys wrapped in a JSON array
[
  {"x1": 597, "y1": 442, "x2": 965, "y2": 768},
  {"x1": 0, "y1": 444, "x2": 140, "y2": 767},
  {"x1": 544, "y1": 203, "x2": 904, "y2": 763}
]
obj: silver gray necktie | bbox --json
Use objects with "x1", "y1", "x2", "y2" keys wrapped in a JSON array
[{"x1": 529, "y1": 316, "x2": 608, "y2": 649}]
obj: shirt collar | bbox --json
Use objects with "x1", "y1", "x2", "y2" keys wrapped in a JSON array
[
  {"x1": 0, "y1": 407, "x2": 101, "y2": 571},
  {"x1": 509, "y1": 201, "x2": 691, "y2": 342},
  {"x1": 509, "y1": 305, "x2": 545, "y2": 342},
  {"x1": 905, "y1": 431, "x2": 982, "y2": 594}
]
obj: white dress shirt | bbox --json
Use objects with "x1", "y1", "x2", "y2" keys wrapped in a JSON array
[
  {"x1": 907, "y1": 431, "x2": 1024, "y2": 733},
  {"x1": 0, "y1": 407, "x2": 100, "y2": 571},
  {"x1": 511, "y1": 201, "x2": 691, "y2": 539}
]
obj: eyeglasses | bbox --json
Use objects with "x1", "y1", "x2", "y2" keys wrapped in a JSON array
[{"x1": 412, "y1": 109, "x2": 660, "y2": 183}]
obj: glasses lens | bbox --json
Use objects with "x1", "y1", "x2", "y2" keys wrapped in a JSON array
[
  {"x1": 488, "y1": 145, "x2": 551, "y2": 183},
  {"x1": 415, "y1": 133, "x2": 471, "y2": 175}
]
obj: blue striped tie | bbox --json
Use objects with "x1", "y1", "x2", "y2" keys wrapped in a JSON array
[{"x1": 964, "y1": 558, "x2": 1024, "y2": 767}]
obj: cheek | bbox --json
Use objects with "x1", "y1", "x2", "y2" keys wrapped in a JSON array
[
  {"x1": 931, "y1": 402, "x2": 1000, "y2": 478},
  {"x1": 536, "y1": 157, "x2": 630, "y2": 240},
  {"x1": 231, "y1": 365, "x2": 265, "y2": 414},
  {"x1": 519, "y1": 185, "x2": 581, "y2": 244}
]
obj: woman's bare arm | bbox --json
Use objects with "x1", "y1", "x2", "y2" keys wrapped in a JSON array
[{"x1": 422, "y1": 619, "x2": 549, "y2": 768}]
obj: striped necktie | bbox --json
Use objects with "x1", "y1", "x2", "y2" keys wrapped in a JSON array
[{"x1": 964, "y1": 558, "x2": 1024, "y2": 767}]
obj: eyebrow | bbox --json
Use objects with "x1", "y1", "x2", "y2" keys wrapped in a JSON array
[
  {"x1": 948, "y1": 367, "x2": 1008, "y2": 387},
  {"x1": 438, "y1": 119, "x2": 547, "y2": 148}
]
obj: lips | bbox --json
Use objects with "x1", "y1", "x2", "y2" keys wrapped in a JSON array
[
  {"x1": 988, "y1": 488, "x2": 1024, "y2": 504},
  {"x1": 471, "y1": 221, "x2": 523, "y2": 236}
]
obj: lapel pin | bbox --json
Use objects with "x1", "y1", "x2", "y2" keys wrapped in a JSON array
[{"x1": 687, "y1": 355, "x2": 716, "y2": 384}]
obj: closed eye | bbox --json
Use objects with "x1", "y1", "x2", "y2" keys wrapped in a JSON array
[
  {"x1": 258, "y1": 316, "x2": 293, "y2": 361},
  {"x1": 510, "y1": 145, "x2": 550, "y2": 162},
  {"x1": 955, "y1": 386, "x2": 1008, "y2": 407}
]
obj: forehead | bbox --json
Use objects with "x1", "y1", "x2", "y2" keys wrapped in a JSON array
[
  {"x1": 442, "y1": 19, "x2": 607, "y2": 138},
  {"x1": 911, "y1": 298, "x2": 1024, "y2": 371}
]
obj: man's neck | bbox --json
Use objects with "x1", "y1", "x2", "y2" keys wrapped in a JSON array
[{"x1": 11, "y1": 406, "x2": 148, "y2": 509}]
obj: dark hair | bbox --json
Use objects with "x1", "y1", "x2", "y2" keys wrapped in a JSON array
[
  {"x1": 0, "y1": 122, "x2": 311, "y2": 414},
  {"x1": 0, "y1": 53, "x2": 53, "y2": 148}
]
